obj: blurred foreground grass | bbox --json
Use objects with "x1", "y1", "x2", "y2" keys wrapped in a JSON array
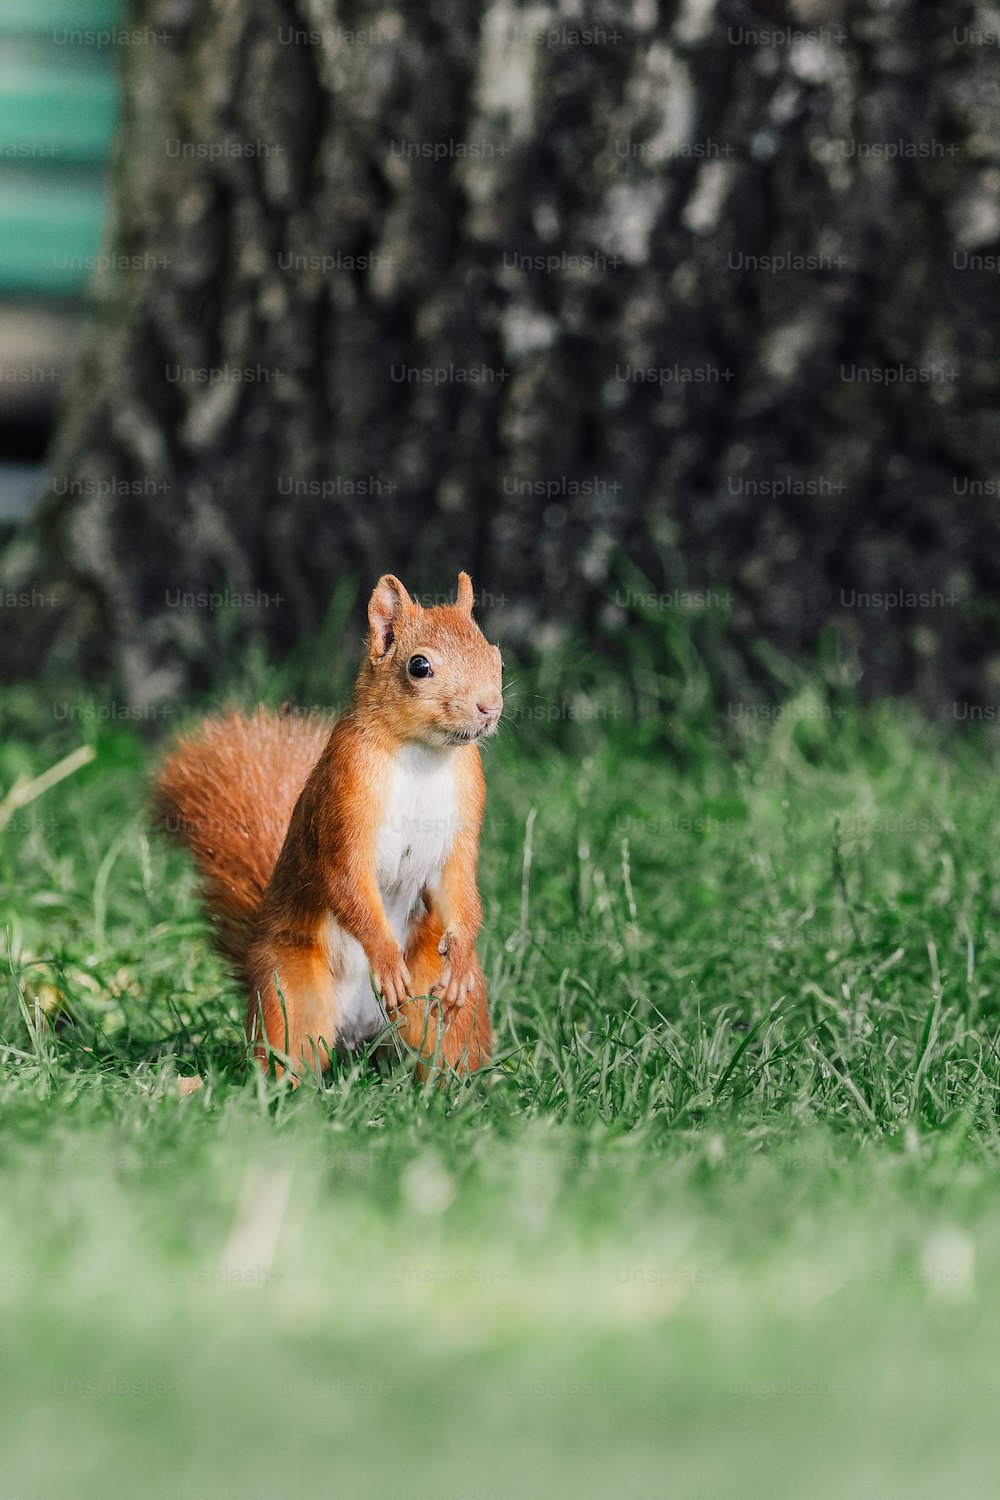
[{"x1": 1, "y1": 668, "x2": 999, "y2": 1499}]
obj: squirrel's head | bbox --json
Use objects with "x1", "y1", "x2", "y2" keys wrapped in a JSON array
[{"x1": 359, "y1": 573, "x2": 503, "y2": 750}]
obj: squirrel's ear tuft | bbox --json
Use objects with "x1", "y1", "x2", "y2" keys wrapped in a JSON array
[
  {"x1": 455, "y1": 572, "x2": 475, "y2": 615},
  {"x1": 368, "y1": 574, "x2": 413, "y2": 659}
]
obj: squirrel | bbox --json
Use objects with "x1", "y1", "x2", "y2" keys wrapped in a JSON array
[{"x1": 153, "y1": 572, "x2": 503, "y2": 1081}]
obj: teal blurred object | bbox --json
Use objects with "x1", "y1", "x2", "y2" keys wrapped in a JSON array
[{"x1": 0, "y1": 0, "x2": 120, "y2": 295}]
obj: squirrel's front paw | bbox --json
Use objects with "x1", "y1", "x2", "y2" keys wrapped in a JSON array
[
  {"x1": 431, "y1": 930, "x2": 479, "y2": 1010},
  {"x1": 371, "y1": 944, "x2": 412, "y2": 1013}
]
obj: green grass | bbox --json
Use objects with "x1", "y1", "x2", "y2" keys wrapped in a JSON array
[{"x1": 2, "y1": 674, "x2": 1000, "y2": 1499}]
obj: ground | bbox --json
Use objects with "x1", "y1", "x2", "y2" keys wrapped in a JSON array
[{"x1": 1, "y1": 670, "x2": 998, "y2": 1500}]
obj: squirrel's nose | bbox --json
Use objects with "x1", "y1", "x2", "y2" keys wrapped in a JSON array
[{"x1": 476, "y1": 694, "x2": 502, "y2": 725}]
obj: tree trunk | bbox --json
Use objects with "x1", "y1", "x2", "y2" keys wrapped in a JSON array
[{"x1": 4, "y1": 0, "x2": 1000, "y2": 712}]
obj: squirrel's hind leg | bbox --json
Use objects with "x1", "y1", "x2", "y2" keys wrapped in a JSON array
[
  {"x1": 246, "y1": 937, "x2": 338, "y2": 1081},
  {"x1": 400, "y1": 912, "x2": 492, "y2": 1079}
]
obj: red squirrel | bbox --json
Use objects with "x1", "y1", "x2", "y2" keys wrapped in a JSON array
[{"x1": 153, "y1": 572, "x2": 503, "y2": 1080}]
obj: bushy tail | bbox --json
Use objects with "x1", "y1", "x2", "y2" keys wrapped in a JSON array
[{"x1": 152, "y1": 709, "x2": 332, "y2": 982}]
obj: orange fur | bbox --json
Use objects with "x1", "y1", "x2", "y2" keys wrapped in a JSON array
[
  {"x1": 400, "y1": 907, "x2": 492, "y2": 1078},
  {"x1": 152, "y1": 573, "x2": 502, "y2": 1083},
  {"x1": 152, "y1": 708, "x2": 332, "y2": 984}
]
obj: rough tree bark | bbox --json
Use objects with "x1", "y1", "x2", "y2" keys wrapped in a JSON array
[{"x1": 3, "y1": 0, "x2": 999, "y2": 711}]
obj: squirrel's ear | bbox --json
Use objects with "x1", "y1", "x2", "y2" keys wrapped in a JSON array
[
  {"x1": 455, "y1": 572, "x2": 475, "y2": 615},
  {"x1": 368, "y1": 574, "x2": 413, "y2": 660}
]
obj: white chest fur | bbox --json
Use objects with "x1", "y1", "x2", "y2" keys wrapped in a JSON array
[
  {"x1": 376, "y1": 744, "x2": 460, "y2": 937},
  {"x1": 329, "y1": 744, "x2": 460, "y2": 1050}
]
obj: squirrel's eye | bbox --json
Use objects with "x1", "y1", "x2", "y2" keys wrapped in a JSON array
[{"x1": 407, "y1": 654, "x2": 433, "y2": 679}]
